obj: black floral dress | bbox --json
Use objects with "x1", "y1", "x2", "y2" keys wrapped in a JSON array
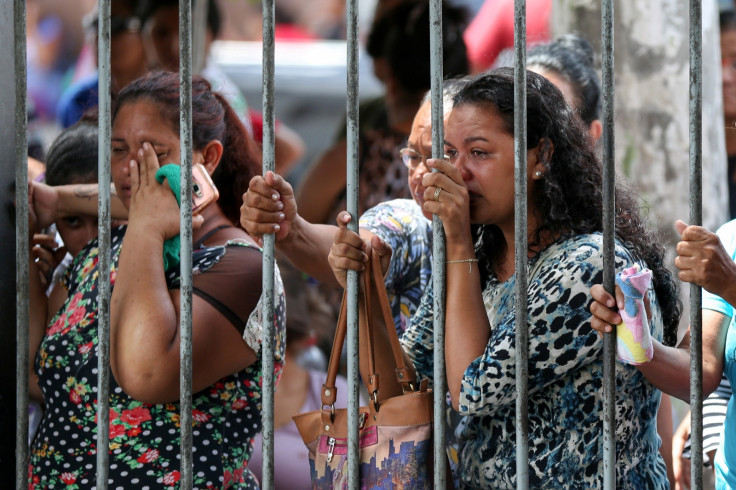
[{"x1": 29, "y1": 226, "x2": 286, "y2": 489}]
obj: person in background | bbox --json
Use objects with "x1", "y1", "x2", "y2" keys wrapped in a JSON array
[
  {"x1": 247, "y1": 261, "x2": 356, "y2": 489},
  {"x1": 31, "y1": 116, "x2": 100, "y2": 296},
  {"x1": 722, "y1": 8, "x2": 736, "y2": 219},
  {"x1": 463, "y1": 0, "x2": 551, "y2": 72},
  {"x1": 28, "y1": 71, "x2": 285, "y2": 488},
  {"x1": 138, "y1": 0, "x2": 306, "y2": 175},
  {"x1": 295, "y1": 0, "x2": 469, "y2": 225},
  {"x1": 56, "y1": 0, "x2": 148, "y2": 128}
]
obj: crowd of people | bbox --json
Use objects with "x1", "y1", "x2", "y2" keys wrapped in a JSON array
[{"x1": 21, "y1": 0, "x2": 736, "y2": 488}]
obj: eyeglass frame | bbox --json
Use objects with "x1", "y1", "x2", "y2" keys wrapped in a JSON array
[{"x1": 398, "y1": 147, "x2": 450, "y2": 171}]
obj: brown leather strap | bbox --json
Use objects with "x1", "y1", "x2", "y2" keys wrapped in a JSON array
[
  {"x1": 320, "y1": 243, "x2": 419, "y2": 409},
  {"x1": 369, "y1": 247, "x2": 418, "y2": 390},
  {"x1": 320, "y1": 296, "x2": 346, "y2": 407}
]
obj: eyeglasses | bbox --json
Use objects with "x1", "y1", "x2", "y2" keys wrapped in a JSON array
[
  {"x1": 399, "y1": 147, "x2": 427, "y2": 171},
  {"x1": 399, "y1": 147, "x2": 450, "y2": 171}
]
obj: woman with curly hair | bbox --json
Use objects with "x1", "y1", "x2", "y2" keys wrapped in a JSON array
[{"x1": 330, "y1": 67, "x2": 680, "y2": 487}]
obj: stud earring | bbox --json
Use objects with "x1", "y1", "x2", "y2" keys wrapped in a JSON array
[{"x1": 534, "y1": 171, "x2": 543, "y2": 178}]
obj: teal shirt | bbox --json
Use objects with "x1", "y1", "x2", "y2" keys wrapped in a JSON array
[{"x1": 701, "y1": 219, "x2": 736, "y2": 489}]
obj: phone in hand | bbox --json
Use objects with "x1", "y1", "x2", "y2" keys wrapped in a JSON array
[{"x1": 192, "y1": 163, "x2": 219, "y2": 215}]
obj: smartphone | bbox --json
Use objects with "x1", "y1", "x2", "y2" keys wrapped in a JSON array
[{"x1": 192, "y1": 163, "x2": 219, "y2": 215}]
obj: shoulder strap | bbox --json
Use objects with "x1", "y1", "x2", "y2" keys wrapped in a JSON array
[
  {"x1": 193, "y1": 224, "x2": 232, "y2": 249},
  {"x1": 320, "y1": 244, "x2": 418, "y2": 411}
]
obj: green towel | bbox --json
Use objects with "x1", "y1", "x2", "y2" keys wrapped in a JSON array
[{"x1": 155, "y1": 164, "x2": 181, "y2": 271}]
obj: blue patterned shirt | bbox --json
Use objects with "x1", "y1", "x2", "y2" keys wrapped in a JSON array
[
  {"x1": 360, "y1": 199, "x2": 432, "y2": 334},
  {"x1": 401, "y1": 233, "x2": 669, "y2": 488}
]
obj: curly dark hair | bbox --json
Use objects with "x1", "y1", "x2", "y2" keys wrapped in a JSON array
[
  {"x1": 113, "y1": 70, "x2": 261, "y2": 225},
  {"x1": 454, "y1": 68, "x2": 681, "y2": 346}
]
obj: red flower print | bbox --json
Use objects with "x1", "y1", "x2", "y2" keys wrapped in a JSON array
[
  {"x1": 109, "y1": 423, "x2": 126, "y2": 439},
  {"x1": 94, "y1": 408, "x2": 119, "y2": 424},
  {"x1": 127, "y1": 427, "x2": 142, "y2": 437},
  {"x1": 192, "y1": 410, "x2": 210, "y2": 423},
  {"x1": 67, "y1": 306, "x2": 86, "y2": 327},
  {"x1": 110, "y1": 269, "x2": 117, "y2": 284},
  {"x1": 69, "y1": 387, "x2": 82, "y2": 405},
  {"x1": 60, "y1": 472, "x2": 77, "y2": 484},
  {"x1": 232, "y1": 466, "x2": 245, "y2": 483},
  {"x1": 78, "y1": 342, "x2": 94, "y2": 354},
  {"x1": 68, "y1": 292, "x2": 83, "y2": 309},
  {"x1": 136, "y1": 448, "x2": 159, "y2": 463},
  {"x1": 47, "y1": 314, "x2": 67, "y2": 336},
  {"x1": 163, "y1": 471, "x2": 180, "y2": 485},
  {"x1": 230, "y1": 398, "x2": 247, "y2": 410},
  {"x1": 223, "y1": 470, "x2": 232, "y2": 488},
  {"x1": 120, "y1": 406, "x2": 152, "y2": 426}
]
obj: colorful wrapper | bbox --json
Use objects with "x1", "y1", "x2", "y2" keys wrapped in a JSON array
[{"x1": 615, "y1": 264, "x2": 653, "y2": 365}]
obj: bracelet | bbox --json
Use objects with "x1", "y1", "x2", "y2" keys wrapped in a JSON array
[{"x1": 446, "y1": 258, "x2": 479, "y2": 274}]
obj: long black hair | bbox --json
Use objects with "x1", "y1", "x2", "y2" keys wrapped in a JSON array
[
  {"x1": 527, "y1": 34, "x2": 601, "y2": 125},
  {"x1": 454, "y1": 68, "x2": 681, "y2": 346}
]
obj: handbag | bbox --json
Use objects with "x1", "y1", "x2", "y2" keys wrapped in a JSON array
[{"x1": 293, "y1": 247, "x2": 437, "y2": 489}]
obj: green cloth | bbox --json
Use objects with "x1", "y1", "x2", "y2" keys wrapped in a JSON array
[{"x1": 155, "y1": 164, "x2": 181, "y2": 271}]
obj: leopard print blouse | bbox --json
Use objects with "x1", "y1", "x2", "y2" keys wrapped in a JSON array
[{"x1": 401, "y1": 233, "x2": 669, "y2": 489}]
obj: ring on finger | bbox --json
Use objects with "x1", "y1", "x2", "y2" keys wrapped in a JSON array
[{"x1": 433, "y1": 187, "x2": 442, "y2": 201}]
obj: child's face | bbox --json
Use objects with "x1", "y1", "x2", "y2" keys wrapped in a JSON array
[{"x1": 57, "y1": 215, "x2": 98, "y2": 257}]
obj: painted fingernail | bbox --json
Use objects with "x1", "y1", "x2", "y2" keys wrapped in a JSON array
[
  {"x1": 143, "y1": 142, "x2": 150, "y2": 150},
  {"x1": 273, "y1": 224, "x2": 280, "y2": 232},
  {"x1": 272, "y1": 193, "x2": 278, "y2": 200},
  {"x1": 276, "y1": 202, "x2": 284, "y2": 210},
  {"x1": 278, "y1": 213, "x2": 285, "y2": 220}
]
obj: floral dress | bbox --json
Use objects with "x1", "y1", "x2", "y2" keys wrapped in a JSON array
[
  {"x1": 29, "y1": 226, "x2": 286, "y2": 489},
  {"x1": 402, "y1": 234, "x2": 669, "y2": 489}
]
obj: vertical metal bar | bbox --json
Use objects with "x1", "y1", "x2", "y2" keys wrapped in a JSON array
[
  {"x1": 260, "y1": 0, "x2": 276, "y2": 487},
  {"x1": 95, "y1": 1, "x2": 112, "y2": 488},
  {"x1": 688, "y1": 0, "x2": 704, "y2": 488},
  {"x1": 179, "y1": 1, "x2": 194, "y2": 488},
  {"x1": 14, "y1": 1, "x2": 28, "y2": 488},
  {"x1": 601, "y1": 0, "x2": 616, "y2": 488},
  {"x1": 345, "y1": 0, "x2": 360, "y2": 487},
  {"x1": 513, "y1": 1, "x2": 529, "y2": 488},
  {"x1": 429, "y1": 0, "x2": 447, "y2": 488}
]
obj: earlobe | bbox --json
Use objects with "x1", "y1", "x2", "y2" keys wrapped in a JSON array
[
  {"x1": 200, "y1": 140, "x2": 224, "y2": 174},
  {"x1": 589, "y1": 120, "x2": 603, "y2": 143}
]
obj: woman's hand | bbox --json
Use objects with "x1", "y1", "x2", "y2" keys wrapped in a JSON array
[
  {"x1": 589, "y1": 283, "x2": 652, "y2": 335},
  {"x1": 31, "y1": 234, "x2": 65, "y2": 288},
  {"x1": 28, "y1": 181, "x2": 60, "y2": 233},
  {"x1": 674, "y1": 220, "x2": 736, "y2": 301},
  {"x1": 589, "y1": 284, "x2": 623, "y2": 334},
  {"x1": 328, "y1": 211, "x2": 392, "y2": 289},
  {"x1": 240, "y1": 171, "x2": 296, "y2": 242},
  {"x1": 127, "y1": 142, "x2": 183, "y2": 240},
  {"x1": 421, "y1": 158, "x2": 473, "y2": 254}
]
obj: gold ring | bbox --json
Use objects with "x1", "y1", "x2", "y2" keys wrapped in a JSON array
[{"x1": 434, "y1": 187, "x2": 442, "y2": 201}]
